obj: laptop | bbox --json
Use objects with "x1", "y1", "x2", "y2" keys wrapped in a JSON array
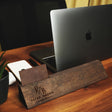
[{"x1": 30, "y1": 4, "x2": 112, "y2": 72}]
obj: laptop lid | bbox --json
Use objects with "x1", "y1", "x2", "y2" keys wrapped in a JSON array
[{"x1": 50, "y1": 4, "x2": 112, "y2": 71}]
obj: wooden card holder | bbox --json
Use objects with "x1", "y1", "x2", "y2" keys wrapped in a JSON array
[
  {"x1": 19, "y1": 64, "x2": 48, "y2": 86},
  {"x1": 19, "y1": 60, "x2": 108, "y2": 109}
]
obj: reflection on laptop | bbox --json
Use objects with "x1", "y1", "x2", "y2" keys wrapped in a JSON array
[{"x1": 30, "y1": 4, "x2": 112, "y2": 72}]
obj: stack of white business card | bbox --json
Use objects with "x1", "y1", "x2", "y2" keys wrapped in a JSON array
[{"x1": 8, "y1": 60, "x2": 32, "y2": 82}]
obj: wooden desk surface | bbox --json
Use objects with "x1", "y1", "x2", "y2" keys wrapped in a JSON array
[{"x1": 1, "y1": 41, "x2": 112, "y2": 112}]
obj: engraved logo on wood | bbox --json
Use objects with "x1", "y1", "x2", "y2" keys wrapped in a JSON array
[
  {"x1": 30, "y1": 86, "x2": 54, "y2": 102},
  {"x1": 34, "y1": 86, "x2": 47, "y2": 97}
]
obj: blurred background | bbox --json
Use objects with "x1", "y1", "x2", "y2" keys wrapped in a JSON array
[{"x1": 0, "y1": 0, "x2": 112, "y2": 51}]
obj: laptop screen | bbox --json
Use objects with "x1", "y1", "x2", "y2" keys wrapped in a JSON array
[{"x1": 50, "y1": 4, "x2": 112, "y2": 71}]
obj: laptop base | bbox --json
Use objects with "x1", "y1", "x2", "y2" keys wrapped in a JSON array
[{"x1": 30, "y1": 47, "x2": 57, "y2": 72}]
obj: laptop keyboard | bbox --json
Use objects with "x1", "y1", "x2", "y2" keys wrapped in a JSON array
[
  {"x1": 42, "y1": 56, "x2": 56, "y2": 68},
  {"x1": 30, "y1": 47, "x2": 57, "y2": 72}
]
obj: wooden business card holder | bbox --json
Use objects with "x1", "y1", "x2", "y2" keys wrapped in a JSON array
[{"x1": 18, "y1": 60, "x2": 108, "y2": 109}]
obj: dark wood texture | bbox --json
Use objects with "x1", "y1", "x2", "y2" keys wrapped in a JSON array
[
  {"x1": 20, "y1": 64, "x2": 48, "y2": 86},
  {"x1": 1, "y1": 41, "x2": 112, "y2": 112},
  {"x1": 19, "y1": 60, "x2": 107, "y2": 109}
]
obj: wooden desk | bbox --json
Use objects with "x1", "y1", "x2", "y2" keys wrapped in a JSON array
[{"x1": 1, "y1": 41, "x2": 112, "y2": 112}]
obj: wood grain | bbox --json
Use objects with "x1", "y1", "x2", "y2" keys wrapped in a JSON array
[
  {"x1": 19, "y1": 60, "x2": 107, "y2": 109},
  {"x1": 20, "y1": 64, "x2": 48, "y2": 86},
  {"x1": 0, "y1": 41, "x2": 112, "y2": 112}
]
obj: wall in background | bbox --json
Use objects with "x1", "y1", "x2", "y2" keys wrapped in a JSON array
[
  {"x1": 90, "y1": 0, "x2": 112, "y2": 6},
  {"x1": 0, "y1": 0, "x2": 66, "y2": 51},
  {"x1": 65, "y1": 0, "x2": 89, "y2": 8},
  {"x1": 65, "y1": 0, "x2": 112, "y2": 8}
]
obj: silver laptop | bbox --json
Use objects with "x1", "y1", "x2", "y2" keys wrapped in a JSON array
[{"x1": 30, "y1": 4, "x2": 112, "y2": 72}]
